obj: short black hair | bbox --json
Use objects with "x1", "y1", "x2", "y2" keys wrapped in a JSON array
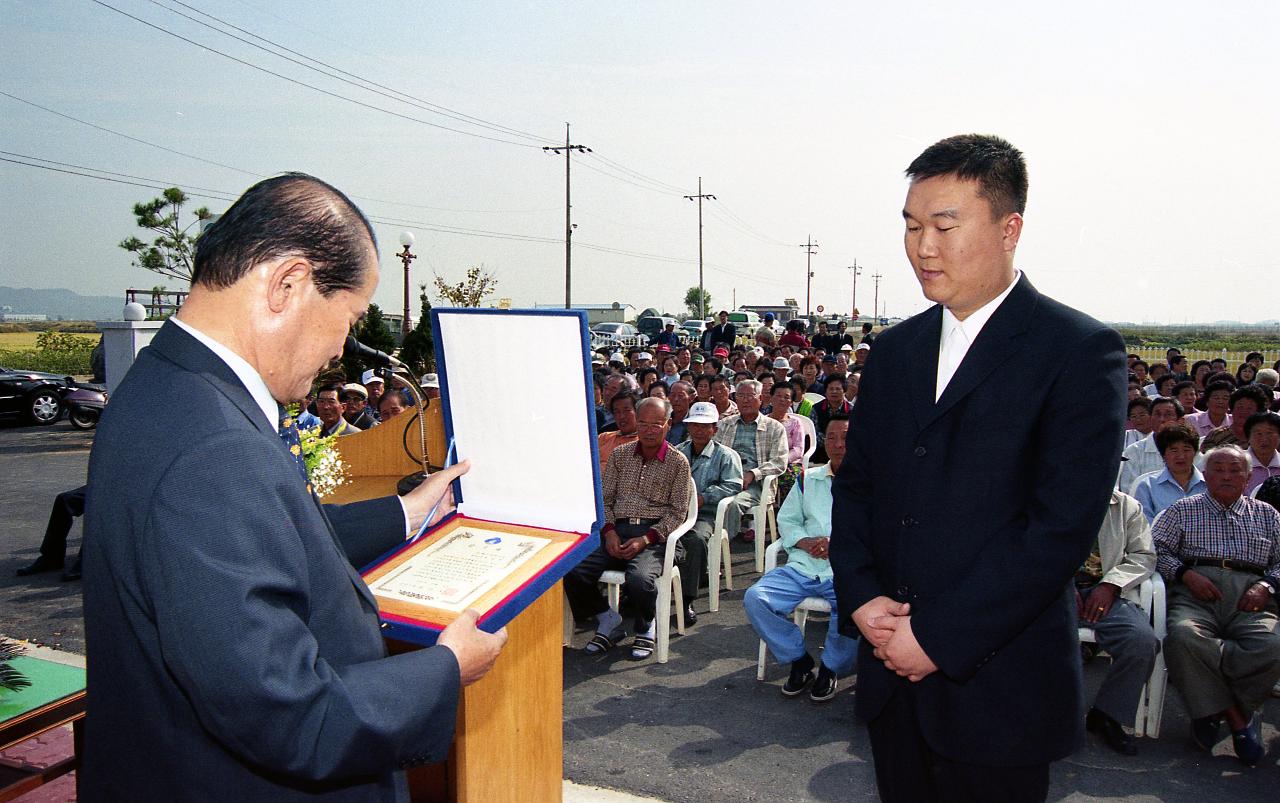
[
  {"x1": 823, "y1": 374, "x2": 847, "y2": 391},
  {"x1": 1132, "y1": 360, "x2": 1149, "y2": 371},
  {"x1": 1154, "y1": 374, "x2": 1177, "y2": 394},
  {"x1": 1203, "y1": 380, "x2": 1234, "y2": 401},
  {"x1": 1150, "y1": 397, "x2": 1183, "y2": 418},
  {"x1": 905, "y1": 134, "x2": 1028, "y2": 218},
  {"x1": 862, "y1": 323, "x2": 873, "y2": 333},
  {"x1": 824, "y1": 413, "x2": 850, "y2": 435},
  {"x1": 1127, "y1": 397, "x2": 1152, "y2": 416},
  {"x1": 193, "y1": 172, "x2": 375, "y2": 295},
  {"x1": 1155, "y1": 421, "x2": 1199, "y2": 456},
  {"x1": 1170, "y1": 380, "x2": 1197, "y2": 399},
  {"x1": 1244, "y1": 411, "x2": 1280, "y2": 439},
  {"x1": 1230, "y1": 385, "x2": 1269, "y2": 413},
  {"x1": 377, "y1": 389, "x2": 407, "y2": 411},
  {"x1": 609, "y1": 390, "x2": 640, "y2": 416}
]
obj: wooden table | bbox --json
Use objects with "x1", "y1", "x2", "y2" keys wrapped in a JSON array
[{"x1": 0, "y1": 656, "x2": 86, "y2": 802}]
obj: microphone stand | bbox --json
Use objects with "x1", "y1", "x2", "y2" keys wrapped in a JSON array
[{"x1": 385, "y1": 366, "x2": 433, "y2": 496}]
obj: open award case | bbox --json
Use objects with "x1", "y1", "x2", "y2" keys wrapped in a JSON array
[{"x1": 360, "y1": 308, "x2": 602, "y2": 646}]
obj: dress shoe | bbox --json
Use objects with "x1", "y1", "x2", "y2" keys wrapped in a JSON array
[
  {"x1": 1086, "y1": 707, "x2": 1137, "y2": 756},
  {"x1": 1190, "y1": 716, "x2": 1222, "y2": 752},
  {"x1": 16, "y1": 557, "x2": 63, "y2": 577},
  {"x1": 809, "y1": 665, "x2": 838, "y2": 702},
  {"x1": 1232, "y1": 724, "x2": 1263, "y2": 767},
  {"x1": 671, "y1": 605, "x2": 697, "y2": 627}
]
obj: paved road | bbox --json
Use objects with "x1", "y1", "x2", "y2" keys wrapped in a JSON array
[
  {"x1": 1, "y1": 417, "x2": 91, "y2": 654},
  {"x1": 2, "y1": 418, "x2": 1276, "y2": 800}
]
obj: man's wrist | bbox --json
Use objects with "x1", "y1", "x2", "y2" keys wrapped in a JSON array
[
  {"x1": 1255, "y1": 579, "x2": 1276, "y2": 596},
  {"x1": 1175, "y1": 564, "x2": 1190, "y2": 583},
  {"x1": 644, "y1": 529, "x2": 661, "y2": 546}
]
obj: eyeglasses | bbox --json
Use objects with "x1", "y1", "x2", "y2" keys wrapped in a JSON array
[{"x1": 635, "y1": 421, "x2": 667, "y2": 430}]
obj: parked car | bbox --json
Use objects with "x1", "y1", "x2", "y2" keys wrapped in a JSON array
[
  {"x1": 681, "y1": 319, "x2": 710, "y2": 343},
  {"x1": 590, "y1": 322, "x2": 648, "y2": 350},
  {"x1": 636, "y1": 315, "x2": 678, "y2": 342},
  {"x1": 0, "y1": 366, "x2": 76, "y2": 425}
]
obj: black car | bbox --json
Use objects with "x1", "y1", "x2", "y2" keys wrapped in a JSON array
[{"x1": 0, "y1": 366, "x2": 75, "y2": 425}]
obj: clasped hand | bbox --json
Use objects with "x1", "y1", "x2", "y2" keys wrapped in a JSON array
[
  {"x1": 605, "y1": 531, "x2": 647, "y2": 560},
  {"x1": 852, "y1": 596, "x2": 938, "y2": 682}
]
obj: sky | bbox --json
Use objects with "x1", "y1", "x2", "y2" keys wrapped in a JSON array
[{"x1": 2, "y1": 0, "x2": 1278, "y2": 325}]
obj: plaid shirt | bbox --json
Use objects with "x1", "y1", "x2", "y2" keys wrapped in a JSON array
[
  {"x1": 715, "y1": 413, "x2": 788, "y2": 481},
  {"x1": 1152, "y1": 491, "x2": 1280, "y2": 588},
  {"x1": 602, "y1": 440, "x2": 691, "y2": 542}
]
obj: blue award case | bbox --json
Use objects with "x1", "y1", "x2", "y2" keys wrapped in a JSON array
[{"x1": 360, "y1": 308, "x2": 603, "y2": 646}]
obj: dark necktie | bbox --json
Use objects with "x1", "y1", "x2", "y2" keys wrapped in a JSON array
[{"x1": 277, "y1": 405, "x2": 312, "y2": 489}]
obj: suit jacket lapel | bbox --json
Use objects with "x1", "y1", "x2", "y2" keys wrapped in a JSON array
[
  {"x1": 918, "y1": 276, "x2": 1039, "y2": 431},
  {"x1": 150, "y1": 321, "x2": 380, "y2": 611},
  {"x1": 906, "y1": 306, "x2": 943, "y2": 430}
]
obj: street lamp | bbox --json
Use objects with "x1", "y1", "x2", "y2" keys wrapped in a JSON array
[{"x1": 397, "y1": 231, "x2": 416, "y2": 335}]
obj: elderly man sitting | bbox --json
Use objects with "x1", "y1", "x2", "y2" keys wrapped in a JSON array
[
  {"x1": 715, "y1": 379, "x2": 788, "y2": 543},
  {"x1": 565, "y1": 398, "x2": 692, "y2": 661},
  {"x1": 1077, "y1": 490, "x2": 1160, "y2": 755},
  {"x1": 745, "y1": 416, "x2": 857, "y2": 701},
  {"x1": 1153, "y1": 445, "x2": 1280, "y2": 766},
  {"x1": 676, "y1": 402, "x2": 744, "y2": 623}
]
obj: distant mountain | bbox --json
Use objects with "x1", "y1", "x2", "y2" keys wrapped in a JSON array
[{"x1": 0, "y1": 286, "x2": 126, "y2": 321}]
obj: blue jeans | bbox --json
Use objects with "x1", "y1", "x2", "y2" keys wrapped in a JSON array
[{"x1": 744, "y1": 565, "x2": 858, "y2": 675}]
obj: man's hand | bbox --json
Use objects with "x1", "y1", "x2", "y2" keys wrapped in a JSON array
[
  {"x1": 401, "y1": 460, "x2": 470, "y2": 533},
  {"x1": 794, "y1": 537, "x2": 830, "y2": 559},
  {"x1": 871, "y1": 615, "x2": 938, "y2": 682},
  {"x1": 1238, "y1": 582, "x2": 1273, "y2": 612},
  {"x1": 852, "y1": 596, "x2": 909, "y2": 648},
  {"x1": 437, "y1": 609, "x2": 508, "y2": 686},
  {"x1": 603, "y1": 530, "x2": 626, "y2": 559},
  {"x1": 1083, "y1": 582, "x2": 1120, "y2": 624},
  {"x1": 1182, "y1": 569, "x2": 1223, "y2": 602},
  {"x1": 743, "y1": 470, "x2": 757, "y2": 487},
  {"x1": 619, "y1": 537, "x2": 648, "y2": 559}
]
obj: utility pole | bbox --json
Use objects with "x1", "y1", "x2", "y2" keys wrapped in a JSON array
[
  {"x1": 798, "y1": 236, "x2": 819, "y2": 316},
  {"x1": 871, "y1": 272, "x2": 883, "y2": 324},
  {"x1": 846, "y1": 261, "x2": 861, "y2": 319},
  {"x1": 543, "y1": 123, "x2": 591, "y2": 309},
  {"x1": 683, "y1": 177, "x2": 716, "y2": 320}
]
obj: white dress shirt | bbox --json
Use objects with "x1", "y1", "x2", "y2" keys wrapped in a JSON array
[
  {"x1": 172, "y1": 316, "x2": 278, "y2": 429},
  {"x1": 936, "y1": 271, "x2": 1023, "y2": 401}
]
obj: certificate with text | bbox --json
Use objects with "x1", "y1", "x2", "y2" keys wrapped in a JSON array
[{"x1": 370, "y1": 527, "x2": 552, "y2": 612}]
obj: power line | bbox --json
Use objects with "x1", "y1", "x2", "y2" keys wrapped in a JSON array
[
  {"x1": 147, "y1": 0, "x2": 558, "y2": 146},
  {"x1": 87, "y1": 0, "x2": 544, "y2": 148}
]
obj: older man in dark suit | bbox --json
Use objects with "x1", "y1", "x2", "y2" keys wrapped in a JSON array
[
  {"x1": 83, "y1": 173, "x2": 506, "y2": 801},
  {"x1": 830, "y1": 135, "x2": 1126, "y2": 802}
]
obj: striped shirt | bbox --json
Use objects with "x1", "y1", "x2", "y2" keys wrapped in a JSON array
[
  {"x1": 602, "y1": 440, "x2": 691, "y2": 542},
  {"x1": 1151, "y1": 492, "x2": 1280, "y2": 589}
]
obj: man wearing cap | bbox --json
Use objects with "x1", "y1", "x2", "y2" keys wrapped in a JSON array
[
  {"x1": 360, "y1": 369, "x2": 385, "y2": 416},
  {"x1": 756, "y1": 313, "x2": 778, "y2": 348},
  {"x1": 853, "y1": 342, "x2": 870, "y2": 368},
  {"x1": 316, "y1": 384, "x2": 361, "y2": 437},
  {"x1": 676, "y1": 402, "x2": 744, "y2": 622},
  {"x1": 711, "y1": 310, "x2": 736, "y2": 350},
  {"x1": 716, "y1": 380, "x2": 788, "y2": 543},
  {"x1": 342, "y1": 382, "x2": 378, "y2": 430},
  {"x1": 772, "y1": 357, "x2": 792, "y2": 385},
  {"x1": 655, "y1": 321, "x2": 680, "y2": 351},
  {"x1": 420, "y1": 372, "x2": 441, "y2": 401}
]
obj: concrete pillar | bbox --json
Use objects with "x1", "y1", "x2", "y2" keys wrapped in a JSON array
[{"x1": 97, "y1": 303, "x2": 163, "y2": 395}]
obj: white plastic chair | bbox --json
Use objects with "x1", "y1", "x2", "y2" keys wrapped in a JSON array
[
  {"x1": 796, "y1": 414, "x2": 817, "y2": 470},
  {"x1": 1077, "y1": 573, "x2": 1168, "y2": 738},
  {"x1": 752, "y1": 473, "x2": 780, "y2": 574},
  {"x1": 706, "y1": 495, "x2": 737, "y2": 612},
  {"x1": 599, "y1": 476, "x2": 698, "y2": 663},
  {"x1": 756, "y1": 539, "x2": 831, "y2": 680}
]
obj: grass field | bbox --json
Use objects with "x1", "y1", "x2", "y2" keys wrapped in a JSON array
[{"x1": 0, "y1": 332, "x2": 98, "y2": 349}]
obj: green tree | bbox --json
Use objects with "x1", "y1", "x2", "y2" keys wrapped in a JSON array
[
  {"x1": 119, "y1": 187, "x2": 212, "y2": 284},
  {"x1": 343, "y1": 303, "x2": 397, "y2": 380},
  {"x1": 399, "y1": 284, "x2": 436, "y2": 376},
  {"x1": 433, "y1": 265, "x2": 498, "y2": 308},
  {"x1": 684, "y1": 286, "x2": 711, "y2": 319}
]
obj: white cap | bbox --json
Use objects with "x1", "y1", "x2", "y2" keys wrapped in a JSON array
[
  {"x1": 361, "y1": 369, "x2": 385, "y2": 385},
  {"x1": 773, "y1": 357, "x2": 790, "y2": 368},
  {"x1": 840, "y1": 343, "x2": 854, "y2": 352},
  {"x1": 342, "y1": 382, "x2": 367, "y2": 399},
  {"x1": 636, "y1": 351, "x2": 653, "y2": 360},
  {"x1": 684, "y1": 401, "x2": 720, "y2": 424},
  {"x1": 855, "y1": 343, "x2": 870, "y2": 352},
  {"x1": 420, "y1": 373, "x2": 440, "y2": 388},
  {"x1": 751, "y1": 346, "x2": 765, "y2": 357}
]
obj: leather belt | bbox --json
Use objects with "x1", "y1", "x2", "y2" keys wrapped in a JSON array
[
  {"x1": 1185, "y1": 558, "x2": 1267, "y2": 576},
  {"x1": 621, "y1": 517, "x2": 659, "y2": 526}
]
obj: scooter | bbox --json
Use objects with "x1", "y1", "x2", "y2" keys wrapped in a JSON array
[{"x1": 65, "y1": 384, "x2": 107, "y2": 430}]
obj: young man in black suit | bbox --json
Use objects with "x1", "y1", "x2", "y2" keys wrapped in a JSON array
[{"x1": 830, "y1": 135, "x2": 1126, "y2": 802}]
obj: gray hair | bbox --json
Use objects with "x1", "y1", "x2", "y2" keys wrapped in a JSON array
[
  {"x1": 1257, "y1": 368, "x2": 1278, "y2": 387},
  {"x1": 1205, "y1": 444, "x2": 1250, "y2": 471},
  {"x1": 735, "y1": 379, "x2": 763, "y2": 398},
  {"x1": 636, "y1": 396, "x2": 672, "y2": 421}
]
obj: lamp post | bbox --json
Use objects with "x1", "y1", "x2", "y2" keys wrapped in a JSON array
[{"x1": 397, "y1": 231, "x2": 416, "y2": 335}]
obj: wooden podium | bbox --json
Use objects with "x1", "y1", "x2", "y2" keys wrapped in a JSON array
[{"x1": 329, "y1": 408, "x2": 564, "y2": 803}]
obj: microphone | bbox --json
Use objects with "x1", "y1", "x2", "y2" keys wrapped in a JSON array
[{"x1": 344, "y1": 335, "x2": 403, "y2": 368}]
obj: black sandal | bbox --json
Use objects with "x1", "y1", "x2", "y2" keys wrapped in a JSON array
[
  {"x1": 629, "y1": 635, "x2": 656, "y2": 660},
  {"x1": 585, "y1": 625, "x2": 625, "y2": 654}
]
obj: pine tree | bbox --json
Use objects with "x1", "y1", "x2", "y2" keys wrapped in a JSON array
[
  {"x1": 343, "y1": 303, "x2": 397, "y2": 380},
  {"x1": 399, "y1": 285, "x2": 435, "y2": 376}
]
